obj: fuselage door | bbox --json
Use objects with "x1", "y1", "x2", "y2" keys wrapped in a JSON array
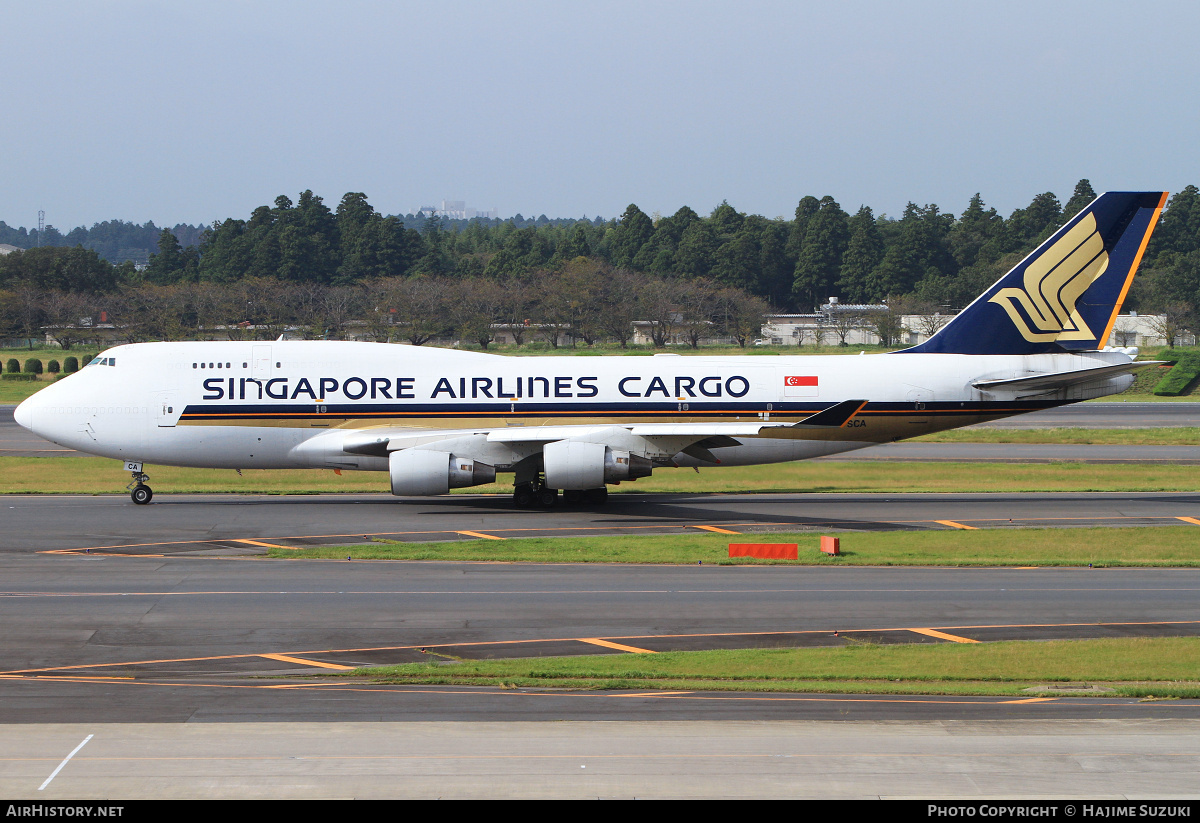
[
  {"x1": 252, "y1": 346, "x2": 273, "y2": 381},
  {"x1": 155, "y1": 392, "x2": 180, "y2": 427},
  {"x1": 905, "y1": 385, "x2": 933, "y2": 427}
]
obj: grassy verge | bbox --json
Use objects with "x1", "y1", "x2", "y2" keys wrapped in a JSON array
[
  {"x1": 914, "y1": 427, "x2": 1200, "y2": 445},
  {"x1": 6, "y1": 456, "x2": 1200, "y2": 495},
  {"x1": 1093, "y1": 392, "x2": 1200, "y2": 402},
  {"x1": 346, "y1": 638, "x2": 1200, "y2": 698},
  {"x1": 273, "y1": 527, "x2": 1200, "y2": 566},
  {"x1": 0, "y1": 373, "x2": 67, "y2": 404}
]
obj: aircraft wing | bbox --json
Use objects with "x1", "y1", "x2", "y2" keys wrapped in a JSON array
[
  {"x1": 338, "y1": 398, "x2": 869, "y2": 458},
  {"x1": 972, "y1": 361, "x2": 1166, "y2": 393}
]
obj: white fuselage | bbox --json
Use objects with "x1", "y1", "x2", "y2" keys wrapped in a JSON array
[{"x1": 15, "y1": 341, "x2": 1135, "y2": 477}]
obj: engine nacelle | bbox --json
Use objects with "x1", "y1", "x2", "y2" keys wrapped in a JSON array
[
  {"x1": 389, "y1": 449, "x2": 496, "y2": 496},
  {"x1": 542, "y1": 440, "x2": 653, "y2": 490}
]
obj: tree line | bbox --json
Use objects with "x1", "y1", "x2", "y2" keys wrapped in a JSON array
[
  {"x1": 0, "y1": 261, "x2": 767, "y2": 351},
  {"x1": 4, "y1": 182, "x2": 1200, "y2": 345},
  {"x1": 0, "y1": 219, "x2": 206, "y2": 266}
]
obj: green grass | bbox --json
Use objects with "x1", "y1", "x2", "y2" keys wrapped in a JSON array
[
  {"x1": 0, "y1": 346, "x2": 93, "y2": 362},
  {"x1": 273, "y1": 527, "x2": 1200, "y2": 566},
  {"x1": 0, "y1": 373, "x2": 67, "y2": 404},
  {"x1": 0, "y1": 346, "x2": 89, "y2": 402},
  {"x1": 1153, "y1": 351, "x2": 1200, "y2": 395},
  {"x1": 345, "y1": 638, "x2": 1200, "y2": 697},
  {"x1": 6, "y1": 456, "x2": 1200, "y2": 495},
  {"x1": 914, "y1": 427, "x2": 1200, "y2": 445}
]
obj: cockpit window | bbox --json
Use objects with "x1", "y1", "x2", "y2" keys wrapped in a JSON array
[{"x1": 87, "y1": 356, "x2": 116, "y2": 367}]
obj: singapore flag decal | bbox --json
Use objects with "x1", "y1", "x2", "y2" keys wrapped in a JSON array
[{"x1": 783, "y1": 375, "x2": 818, "y2": 397}]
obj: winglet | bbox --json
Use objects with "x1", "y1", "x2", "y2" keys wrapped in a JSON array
[{"x1": 792, "y1": 399, "x2": 868, "y2": 428}]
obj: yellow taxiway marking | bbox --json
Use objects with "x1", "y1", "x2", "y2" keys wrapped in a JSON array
[
  {"x1": 0, "y1": 674, "x2": 133, "y2": 681},
  {"x1": 909, "y1": 628, "x2": 980, "y2": 643},
  {"x1": 56, "y1": 514, "x2": 1200, "y2": 556},
  {"x1": 456, "y1": 530, "x2": 506, "y2": 541},
  {"x1": 691, "y1": 525, "x2": 741, "y2": 534},
  {"x1": 610, "y1": 691, "x2": 695, "y2": 698},
  {"x1": 578, "y1": 638, "x2": 658, "y2": 654},
  {"x1": 259, "y1": 654, "x2": 355, "y2": 671},
  {"x1": 236, "y1": 539, "x2": 301, "y2": 551},
  {"x1": 8, "y1": 618, "x2": 1199, "y2": 677},
  {"x1": 935, "y1": 520, "x2": 978, "y2": 530},
  {"x1": 1001, "y1": 697, "x2": 1058, "y2": 704}
]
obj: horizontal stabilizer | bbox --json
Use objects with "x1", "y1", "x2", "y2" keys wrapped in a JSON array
[{"x1": 972, "y1": 361, "x2": 1165, "y2": 393}]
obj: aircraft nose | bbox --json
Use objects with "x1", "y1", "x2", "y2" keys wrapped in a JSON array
[{"x1": 14, "y1": 395, "x2": 36, "y2": 433}]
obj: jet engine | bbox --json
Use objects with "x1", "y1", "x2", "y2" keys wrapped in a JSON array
[
  {"x1": 389, "y1": 449, "x2": 496, "y2": 496},
  {"x1": 542, "y1": 440, "x2": 653, "y2": 490}
]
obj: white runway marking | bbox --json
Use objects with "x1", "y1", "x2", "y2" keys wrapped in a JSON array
[{"x1": 39, "y1": 733, "x2": 92, "y2": 791}]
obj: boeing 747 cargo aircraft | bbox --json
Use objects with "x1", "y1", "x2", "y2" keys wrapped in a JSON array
[{"x1": 14, "y1": 191, "x2": 1168, "y2": 507}]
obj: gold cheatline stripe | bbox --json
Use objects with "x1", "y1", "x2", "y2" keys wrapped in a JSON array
[
  {"x1": 935, "y1": 520, "x2": 978, "y2": 530},
  {"x1": 909, "y1": 628, "x2": 980, "y2": 644},
  {"x1": 259, "y1": 654, "x2": 355, "y2": 670},
  {"x1": 578, "y1": 638, "x2": 657, "y2": 654},
  {"x1": 691, "y1": 525, "x2": 741, "y2": 534},
  {"x1": 456, "y1": 530, "x2": 505, "y2": 541}
]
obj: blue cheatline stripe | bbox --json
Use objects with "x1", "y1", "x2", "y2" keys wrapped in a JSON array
[{"x1": 178, "y1": 399, "x2": 1066, "y2": 422}]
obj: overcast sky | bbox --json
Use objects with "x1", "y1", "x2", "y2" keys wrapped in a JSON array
[{"x1": 3, "y1": 1, "x2": 1196, "y2": 232}]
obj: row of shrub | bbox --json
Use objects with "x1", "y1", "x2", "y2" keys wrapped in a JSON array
[
  {"x1": 3, "y1": 356, "x2": 93, "y2": 376},
  {"x1": 1151, "y1": 351, "x2": 1200, "y2": 395}
]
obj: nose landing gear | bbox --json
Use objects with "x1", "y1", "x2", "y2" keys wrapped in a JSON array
[{"x1": 127, "y1": 470, "x2": 153, "y2": 504}]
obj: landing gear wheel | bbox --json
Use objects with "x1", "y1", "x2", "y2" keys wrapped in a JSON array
[
  {"x1": 537, "y1": 487, "x2": 559, "y2": 508},
  {"x1": 561, "y1": 489, "x2": 583, "y2": 505},
  {"x1": 584, "y1": 487, "x2": 608, "y2": 505},
  {"x1": 127, "y1": 470, "x2": 152, "y2": 505},
  {"x1": 513, "y1": 484, "x2": 536, "y2": 509}
]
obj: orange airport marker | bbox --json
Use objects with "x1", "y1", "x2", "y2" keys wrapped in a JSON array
[{"x1": 728, "y1": 543, "x2": 798, "y2": 560}]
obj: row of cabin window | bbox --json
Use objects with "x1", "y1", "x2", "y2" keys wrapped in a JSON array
[{"x1": 191, "y1": 362, "x2": 283, "y2": 369}]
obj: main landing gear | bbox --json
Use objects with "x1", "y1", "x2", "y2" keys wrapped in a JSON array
[
  {"x1": 127, "y1": 470, "x2": 153, "y2": 505},
  {"x1": 512, "y1": 481, "x2": 607, "y2": 509}
]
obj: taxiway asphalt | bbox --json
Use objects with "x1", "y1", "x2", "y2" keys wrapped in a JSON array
[
  {"x1": 5, "y1": 490, "x2": 1200, "y2": 554},
  {"x1": 4, "y1": 402, "x2": 1200, "y2": 797},
  {"x1": 1, "y1": 549, "x2": 1199, "y2": 798},
  {"x1": 2, "y1": 553, "x2": 1199, "y2": 714}
]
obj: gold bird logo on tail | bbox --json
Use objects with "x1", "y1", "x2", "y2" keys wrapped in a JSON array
[{"x1": 988, "y1": 213, "x2": 1109, "y2": 343}]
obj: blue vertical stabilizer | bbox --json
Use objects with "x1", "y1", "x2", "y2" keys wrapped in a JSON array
[{"x1": 901, "y1": 191, "x2": 1167, "y2": 355}]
